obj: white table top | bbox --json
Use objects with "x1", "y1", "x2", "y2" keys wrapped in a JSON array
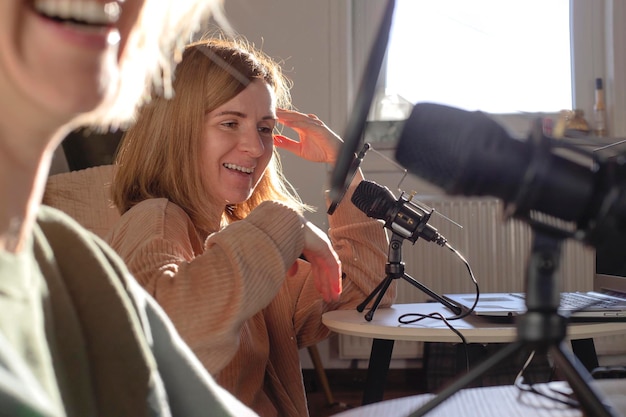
[
  {"x1": 322, "y1": 303, "x2": 626, "y2": 344},
  {"x1": 332, "y1": 380, "x2": 626, "y2": 417}
]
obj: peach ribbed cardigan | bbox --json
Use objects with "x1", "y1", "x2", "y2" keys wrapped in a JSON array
[{"x1": 106, "y1": 187, "x2": 395, "y2": 417}]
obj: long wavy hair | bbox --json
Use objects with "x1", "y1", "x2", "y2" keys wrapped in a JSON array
[{"x1": 112, "y1": 37, "x2": 309, "y2": 233}]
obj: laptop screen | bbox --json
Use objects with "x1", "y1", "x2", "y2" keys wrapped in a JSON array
[{"x1": 593, "y1": 139, "x2": 626, "y2": 295}]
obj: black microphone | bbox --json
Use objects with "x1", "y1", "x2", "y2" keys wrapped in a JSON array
[
  {"x1": 351, "y1": 180, "x2": 447, "y2": 246},
  {"x1": 394, "y1": 102, "x2": 626, "y2": 250}
]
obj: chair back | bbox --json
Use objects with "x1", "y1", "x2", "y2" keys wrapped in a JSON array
[{"x1": 43, "y1": 164, "x2": 120, "y2": 238}]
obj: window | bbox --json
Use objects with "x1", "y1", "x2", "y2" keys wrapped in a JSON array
[
  {"x1": 353, "y1": 0, "x2": 611, "y2": 140},
  {"x1": 385, "y1": 0, "x2": 572, "y2": 114}
]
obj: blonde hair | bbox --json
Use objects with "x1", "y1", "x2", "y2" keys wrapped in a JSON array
[
  {"x1": 75, "y1": 0, "x2": 226, "y2": 129},
  {"x1": 112, "y1": 37, "x2": 309, "y2": 233}
]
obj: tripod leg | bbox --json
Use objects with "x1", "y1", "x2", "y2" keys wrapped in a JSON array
[
  {"x1": 402, "y1": 273, "x2": 463, "y2": 315},
  {"x1": 357, "y1": 276, "x2": 389, "y2": 312},
  {"x1": 364, "y1": 277, "x2": 394, "y2": 321},
  {"x1": 549, "y1": 343, "x2": 620, "y2": 417},
  {"x1": 406, "y1": 340, "x2": 524, "y2": 417}
]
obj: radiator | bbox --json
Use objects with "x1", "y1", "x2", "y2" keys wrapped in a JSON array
[{"x1": 339, "y1": 197, "x2": 622, "y2": 360}]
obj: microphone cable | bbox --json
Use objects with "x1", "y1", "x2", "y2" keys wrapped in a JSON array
[
  {"x1": 514, "y1": 350, "x2": 578, "y2": 408},
  {"x1": 397, "y1": 241, "x2": 481, "y2": 372}
]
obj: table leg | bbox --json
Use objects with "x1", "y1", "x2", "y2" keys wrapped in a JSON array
[
  {"x1": 571, "y1": 338, "x2": 599, "y2": 372},
  {"x1": 362, "y1": 338, "x2": 394, "y2": 405},
  {"x1": 455, "y1": 343, "x2": 489, "y2": 387}
]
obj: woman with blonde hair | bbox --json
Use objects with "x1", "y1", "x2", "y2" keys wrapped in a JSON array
[
  {"x1": 0, "y1": 1, "x2": 257, "y2": 416},
  {"x1": 107, "y1": 37, "x2": 395, "y2": 417}
]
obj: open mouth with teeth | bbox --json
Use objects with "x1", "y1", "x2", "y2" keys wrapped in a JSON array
[
  {"x1": 224, "y1": 163, "x2": 254, "y2": 175},
  {"x1": 33, "y1": 0, "x2": 120, "y2": 28}
]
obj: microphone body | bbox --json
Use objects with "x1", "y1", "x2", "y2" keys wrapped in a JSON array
[
  {"x1": 394, "y1": 103, "x2": 626, "y2": 251},
  {"x1": 351, "y1": 180, "x2": 447, "y2": 246}
]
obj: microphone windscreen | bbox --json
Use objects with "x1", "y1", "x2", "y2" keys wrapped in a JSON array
[
  {"x1": 351, "y1": 180, "x2": 395, "y2": 220},
  {"x1": 394, "y1": 103, "x2": 528, "y2": 198},
  {"x1": 394, "y1": 102, "x2": 594, "y2": 223}
]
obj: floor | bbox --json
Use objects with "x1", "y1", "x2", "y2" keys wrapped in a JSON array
[
  {"x1": 304, "y1": 368, "x2": 427, "y2": 417},
  {"x1": 303, "y1": 343, "x2": 555, "y2": 417}
]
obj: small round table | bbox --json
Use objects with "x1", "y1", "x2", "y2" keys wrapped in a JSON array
[{"x1": 323, "y1": 303, "x2": 626, "y2": 405}]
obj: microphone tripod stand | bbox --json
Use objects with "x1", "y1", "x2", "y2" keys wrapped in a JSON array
[
  {"x1": 407, "y1": 229, "x2": 620, "y2": 417},
  {"x1": 357, "y1": 232, "x2": 462, "y2": 321}
]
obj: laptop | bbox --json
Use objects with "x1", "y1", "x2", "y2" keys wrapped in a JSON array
[
  {"x1": 444, "y1": 139, "x2": 626, "y2": 320},
  {"x1": 442, "y1": 291, "x2": 626, "y2": 319}
]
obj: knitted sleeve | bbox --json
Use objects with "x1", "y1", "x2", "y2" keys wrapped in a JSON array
[{"x1": 106, "y1": 199, "x2": 305, "y2": 374}]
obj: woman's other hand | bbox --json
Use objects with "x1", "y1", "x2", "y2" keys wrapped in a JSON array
[
  {"x1": 274, "y1": 109, "x2": 342, "y2": 165},
  {"x1": 289, "y1": 219, "x2": 342, "y2": 302}
]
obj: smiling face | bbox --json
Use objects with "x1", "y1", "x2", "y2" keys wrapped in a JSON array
[
  {"x1": 0, "y1": 0, "x2": 144, "y2": 129},
  {"x1": 200, "y1": 79, "x2": 277, "y2": 206}
]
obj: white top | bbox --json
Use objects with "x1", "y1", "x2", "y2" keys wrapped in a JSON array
[{"x1": 323, "y1": 303, "x2": 626, "y2": 344}]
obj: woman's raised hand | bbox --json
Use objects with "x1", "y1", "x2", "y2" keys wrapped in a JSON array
[{"x1": 274, "y1": 109, "x2": 343, "y2": 165}]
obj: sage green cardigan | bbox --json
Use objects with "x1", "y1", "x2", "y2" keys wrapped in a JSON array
[{"x1": 0, "y1": 205, "x2": 255, "y2": 417}]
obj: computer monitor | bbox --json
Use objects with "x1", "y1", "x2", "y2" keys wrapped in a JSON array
[{"x1": 593, "y1": 139, "x2": 626, "y2": 295}]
